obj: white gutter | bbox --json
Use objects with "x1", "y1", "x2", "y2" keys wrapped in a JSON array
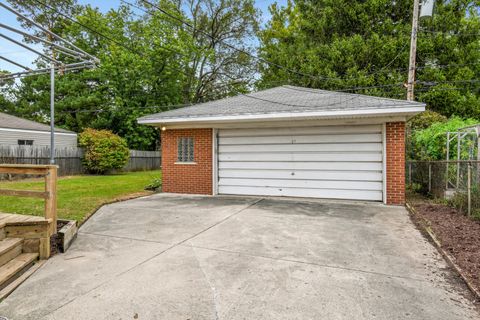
[{"x1": 138, "y1": 106, "x2": 425, "y2": 125}]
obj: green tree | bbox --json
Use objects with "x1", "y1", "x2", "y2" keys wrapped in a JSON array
[
  {"x1": 258, "y1": 0, "x2": 480, "y2": 118},
  {"x1": 178, "y1": 0, "x2": 260, "y2": 102},
  {"x1": 1, "y1": 0, "x2": 260, "y2": 150}
]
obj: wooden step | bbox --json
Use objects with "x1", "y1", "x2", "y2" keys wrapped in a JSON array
[
  {"x1": 0, "y1": 253, "x2": 38, "y2": 289},
  {"x1": 0, "y1": 260, "x2": 45, "y2": 302},
  {"x1": 0, "y1": 238, "x2": 23, "y2": 268}
]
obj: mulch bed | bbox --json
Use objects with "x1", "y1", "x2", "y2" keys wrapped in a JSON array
[{"x1": 411, "y1": 201, "x2": 480, "y2": 296}]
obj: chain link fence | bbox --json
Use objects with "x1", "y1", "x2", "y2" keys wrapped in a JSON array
[{"x1": 407, "y1": 160, "x2": 480, "y2": 217}]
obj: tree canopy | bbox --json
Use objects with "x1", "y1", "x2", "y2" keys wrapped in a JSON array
[
  {"x1": 0, "y1": 0, "x2": 259, "y2": 150},
  {"x1": 0, "y1": 0, "x2": 479, "y2": 151},
  {"x1": 258, "y1": 0, "x2": 480, "y2": 118}
]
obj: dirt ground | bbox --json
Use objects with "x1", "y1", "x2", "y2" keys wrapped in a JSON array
[{"x1": 409, "y1": 198, "x2": 480, "y2": 297}]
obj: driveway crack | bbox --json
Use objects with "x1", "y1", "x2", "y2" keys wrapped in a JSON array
[
  {"x1": 191, "y1": 245, "x2": 220, "y2": 320},
  {"x1": 42, "y1": 198, "x2": 263, "y2": 317}
]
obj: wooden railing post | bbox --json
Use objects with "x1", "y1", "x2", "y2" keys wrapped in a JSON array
[{"x1": 45, "y1": 165, "x2": 58, "y2": 234}]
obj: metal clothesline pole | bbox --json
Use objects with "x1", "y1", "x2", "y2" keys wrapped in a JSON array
[
  {"x1": 50, "y1": 61, "x2": 55, "y2": 164},
  {"x1": 0, "y1": 2, "x2": 99, "y2": 63}
]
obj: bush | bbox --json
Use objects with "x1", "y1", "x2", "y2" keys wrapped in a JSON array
[
  {"x1": 145, "y1": 178, "x2": 162, "y2": 191},
  {"x1": 408, "y1": 110, "x2": 447, "y2": 131},
  {"x1": 79, "y1": 128, "x2": 130, "y2": 174},
  {"x1": 410, "y1": 117, "x2": 479, "y2": 160}
]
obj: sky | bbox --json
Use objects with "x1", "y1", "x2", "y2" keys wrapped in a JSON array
[{"x1": 0, "y1": 0, "x2": 287, "y2": 74}]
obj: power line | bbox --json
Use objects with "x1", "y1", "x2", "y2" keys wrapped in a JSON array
[
  {"x1": 23, "y1": 0, "x2": 480, "y2": 106},
  {"x1": 0, "y1": 2, "x2": 97, "y2": 63},
  {"x1": 31, "y1": 0, "x2": 476, "y2": 94},
  {"x1": 419, "y1": 28, "x2": 480, "y2": 37},
  {"x1": 137, "y1": 0, "x2": 350, "y2": 82}
]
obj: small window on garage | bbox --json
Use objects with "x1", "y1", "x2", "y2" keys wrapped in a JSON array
[
  {"x1": 18, "y1": 139, "x2": 34, "y2": 146},
  {"x1": 177, "y1": 137, "x2": 194, "y2": 162}
]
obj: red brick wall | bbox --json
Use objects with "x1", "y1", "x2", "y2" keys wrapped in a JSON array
[
  {"x1": 161, "y1": 128, "x2": 213, "y2": 195},
  {"x1": 386, "y1": 122, "x2": 406, "y2": 205}
]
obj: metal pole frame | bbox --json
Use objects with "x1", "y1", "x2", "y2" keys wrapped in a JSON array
[
  {"x1": 446, "y1": 132, "x2": 450, "y2": 189},
  {"x1": 0, "y1": 55, "x2": 32, "y2": 71},
  {"x1": 0, "y1": 32, "x2": 61, "y2": 65},
  {"x1": 457, "y1": 132, "x2": 461, "y2": 189},
  {"x1": 0, "y1": 61, "x2": 95, "y2": 80},
  {"x1": 0, "y1": 2, "x2": 99, "y2": 63},
  {"x1": 467, "y1": 161, "x2": 472, "y2": 216},
  {"x1": 50, "y1": 62, "x2": 55, "y2": 164},
  {"x1": 0, "y1": 23, "x2": 85, "y2": 59}
]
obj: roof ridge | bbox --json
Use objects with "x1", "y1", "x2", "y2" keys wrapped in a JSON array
[{"x1": 281, "y1": 85, "x2": 422, "y2": 105}]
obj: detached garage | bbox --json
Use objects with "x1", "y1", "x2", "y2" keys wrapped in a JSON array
[{"x1": 138, "y1": 86, "x2": 424, "y2": 205}]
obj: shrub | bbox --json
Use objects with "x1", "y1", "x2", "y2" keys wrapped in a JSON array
[
  {"x1": 408, "y1": 110, "x2": 447, "y2": 131},
  {"x1": 145, "y1": 178, "x2": 162, "y2": 191},
  {"x1": 79, "y1": 128, "x2": 130, "y2": 174},
  {"x1": 410, "y1": 117, "x2": 479, "y2": 160}
]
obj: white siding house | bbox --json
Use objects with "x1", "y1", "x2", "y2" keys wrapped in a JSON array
[{"x1": 0, "y1": 112, "x2": 77, "y2": 147}]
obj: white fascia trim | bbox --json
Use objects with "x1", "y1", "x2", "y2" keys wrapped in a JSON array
[
  {"x1": 0, "y1": 127, "x2": 78, "y2": 136},
  {"x1": 138, "y1": 106, "x2": 425, "y2": 125}
]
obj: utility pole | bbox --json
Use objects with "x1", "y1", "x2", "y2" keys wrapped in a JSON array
[{"x1": 407, "y1": 0, "x2": 420, "y2": 101}]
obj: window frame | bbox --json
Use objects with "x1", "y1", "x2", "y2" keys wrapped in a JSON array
[
  {"x1": 18, "y1": 139, "x2": 34, "y2": 146},
  {"x1": 176, "y1": 137, "x2": 195, "y2": 163}
]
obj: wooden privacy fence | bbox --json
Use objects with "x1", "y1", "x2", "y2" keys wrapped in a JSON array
[{"x1": 0, "y1": 146, "x2": 161, "y2": 177}]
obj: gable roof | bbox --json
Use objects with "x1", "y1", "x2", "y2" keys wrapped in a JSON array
[
  {"x1": 0, "y1": 112, "x2": 76, "y2": 134},
  {"x1": 138, "y1": 85, "x2": 425, "y2": 125}
]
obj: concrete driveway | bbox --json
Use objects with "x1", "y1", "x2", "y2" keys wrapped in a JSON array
[{"x1": 1, "y1": 194, "x2": 478, "y2": 320}]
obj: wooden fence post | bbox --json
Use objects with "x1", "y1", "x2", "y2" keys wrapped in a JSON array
[{"x1": 45, "y1": 165, "x2": 58, "y2": 234}]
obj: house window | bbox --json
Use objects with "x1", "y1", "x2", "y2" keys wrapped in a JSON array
[
  {"x1": 18, "y1": 140, "x2": 33, "y2": 146},
  {"x1": 177, "y1": 137, "x2": 194, "y2": 162}
]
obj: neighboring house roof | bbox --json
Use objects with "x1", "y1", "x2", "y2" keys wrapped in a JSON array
[
  {"x1": 138, "y1": 85, "x2": 425, "y2": 125},
  {"x1": 0, "y1": 112, "x2": 76, "y2": 134}
]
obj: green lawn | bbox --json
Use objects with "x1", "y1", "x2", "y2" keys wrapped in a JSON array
[{"x1": 0, "y1": 170, "x2": 161, "y2": 223}]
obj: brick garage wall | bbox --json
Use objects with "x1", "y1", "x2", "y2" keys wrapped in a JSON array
[
  {"x1": 386, "y1": 122, "x2": 406, "y2": 205},
  {"x1": 161, "y1": 128, "x2": 212, "y2": 195}
]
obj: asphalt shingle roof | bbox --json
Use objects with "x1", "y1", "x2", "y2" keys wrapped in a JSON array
[
  {"x1": 0, "y1": 112, "x2": 75, "y2": 133},
  {"x1": 138, "y1": 85, "x2": 425, "y2": 122}
]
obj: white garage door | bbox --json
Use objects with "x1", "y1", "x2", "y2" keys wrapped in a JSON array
[{"x1": 217, "y1": 125, "x2": 384, "y2": 201}]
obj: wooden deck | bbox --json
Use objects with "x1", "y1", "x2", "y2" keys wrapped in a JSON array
[{"x1": 0, "y1": 213, "x2": 49, "y2": 228}]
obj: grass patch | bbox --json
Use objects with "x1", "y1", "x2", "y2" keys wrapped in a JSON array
[{"x1": 0, "y1": 170, "x2": 161, "y2": 223}]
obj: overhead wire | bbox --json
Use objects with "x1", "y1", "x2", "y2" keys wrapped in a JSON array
[{"x1": 7, "y1": 0, "x2": 479, "y2": 114}]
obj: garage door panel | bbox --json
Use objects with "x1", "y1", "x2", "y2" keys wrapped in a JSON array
[
  {"x1": 217, "y1": 125, "x2": 384, "y2": 201},
  {"x1": 219, "y1": 178, "x2": 382, "y2": 191},
  {"x1": 218, "y1": 186, "x2": 383, "y2": 201},
  {"x1": 219, "y1": 152, "x2": 382, "y2": 162},
  {"x1": 219, "y1": 169, "x2": 382, "y2": 181},
  {"x1": 219, "y1": 143, "x2": 382, "y2": 153},
  {"x1": 219, "y1": 133, "x2": 382, "y2": 145},
  {"x1": 218, "y1": 125, "x2": 382, "y2": 137},
  {"x1": 219, "y1": 161, "x2": 383, "y2": 171}
]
